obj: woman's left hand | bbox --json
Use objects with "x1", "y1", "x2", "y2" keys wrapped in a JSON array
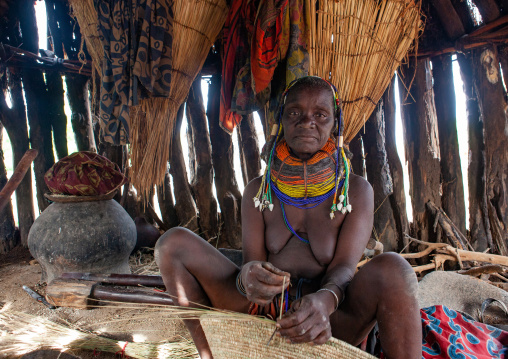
[{"x1": 276, "y1": 292, "x2": 334, "y2": 345}]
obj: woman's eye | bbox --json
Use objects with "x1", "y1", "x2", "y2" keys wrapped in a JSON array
[{"x1": 315, "y1": 113, "x2": 327, "y2": 118}]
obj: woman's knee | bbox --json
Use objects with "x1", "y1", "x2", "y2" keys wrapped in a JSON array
[
  {"x1": 361, "y1": 252, "x2": 418, "y2": 295},
  {"x1": 155, "y1": 227, "x2": 198, "y2": 264}
]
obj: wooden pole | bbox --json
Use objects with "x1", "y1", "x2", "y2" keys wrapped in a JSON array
[
  {"x1": 66, "y1": 75, "x2": 96, "y2": 152},
  {"x1": 208, "y1": 73, "x2": 242, "y2": 249},
  {"x1": 429, "y1": 0, "x2": 465, "y2": 40},
  {"x1": 400, "y1": 58, "x2": 442, "y2": 243},
  {"x1": 348, "y1": 135, "x2": 365, "y2": 178},
  {"x1": 186, "y1": 78, "x2": 219, "y2": 241},
  {"x1": 18, "y1": 1, "x2": 54, "y2": 212},
  {"x1": 499, "y1": 45, "x2": 508, "y2": 96},
  {"x1": 474, "y1": 0, "x2": 500, "y2": 23},
  {"x1": 363, "y1": 99, "x2": 399, "y2": 252},
  {"x1": 170, "y1": 104, "x2": 199, "y2": 232},
  {"x1": 45, "y1": 0, "x2": 96, "y2": 153},
  {"x1": 0, "y1": 149, "x2": 38, "y2": 214},
  {"x1": 0, "y1": 70, "x2": 35, "y2": 247},
  {"x1": 472, "y1": 45, "x2": 508, "y2": 255},
  {"x1": 457, "y1": 53, "x2": 491, "y2": 252},
  {"x1": 432, "y1": 54, "x2": 466, "y2": 235},
  {"x1": 45, "y1": 70, "x2": 69, "y2": 160},
  {"x1": 0, "y1": 124, "x2": 18, "y2": 254},
  {"x1": 157, "y1": 170, "x2": 180, "y2": 230},
  {"x1": 450, "y1": 0, "x2": 475, "y2": 33},
  {"x1": 238, "y1": 113, "x2": 261, "y2": 184},
  {"x1": 384, "y1": 77, "x2": 410, "y2": 251}
]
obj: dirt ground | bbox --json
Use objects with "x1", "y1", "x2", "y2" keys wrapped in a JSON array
[{"x1": 0, "y1": 246, "x2": 191, "y2": 359}]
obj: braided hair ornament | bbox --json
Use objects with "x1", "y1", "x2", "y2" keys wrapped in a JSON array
[{"x1": 254, "y1": 76, "x2": 352, "y2": 224}]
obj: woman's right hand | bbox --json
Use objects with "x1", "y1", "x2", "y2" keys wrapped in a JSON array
[{"x1": 241, "y1": 261, "x2": 291, "y2": 305}]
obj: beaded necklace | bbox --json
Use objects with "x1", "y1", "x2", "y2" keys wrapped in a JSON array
[{"x1": 254, "y1": 76, "x2": 352, "y2": 242}]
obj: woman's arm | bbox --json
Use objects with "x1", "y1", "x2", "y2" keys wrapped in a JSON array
[{"x1": 240, "y1": 178, "x2": 290, "y2": 305}]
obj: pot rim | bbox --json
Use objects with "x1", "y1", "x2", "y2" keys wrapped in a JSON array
[{"x1": 44, "y1": 190, "x2": 117, "y2": 203}]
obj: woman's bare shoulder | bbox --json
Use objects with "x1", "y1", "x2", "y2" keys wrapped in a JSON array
[
  {"x1": 348, "y1": 174, "x2": 374, "y2": 211},
  {"x1": 243, "y1": 176, "x2": 263, "y2": 198}
]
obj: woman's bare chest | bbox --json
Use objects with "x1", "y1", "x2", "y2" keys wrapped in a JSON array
[{"x1": 263, "y1": 202, "x2": 344, "y2": 269}]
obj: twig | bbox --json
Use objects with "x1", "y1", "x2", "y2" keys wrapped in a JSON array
[{"x1": 458, "y1": 265, "x2": 507, "y2": 277}]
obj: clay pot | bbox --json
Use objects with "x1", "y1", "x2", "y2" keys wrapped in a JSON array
[
  {"x1": 28, "y1": 195, "x2": 136, "y2": 283},
  {"x1": 133, "y1": 217, "x2": 160, "y2": 252}
]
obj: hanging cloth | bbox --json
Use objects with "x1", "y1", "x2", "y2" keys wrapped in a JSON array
[
  {"x1": 95, "y1": 0, "x2": 174, "y2": 145},
  {"x1": 220, "y1": 0, "x2": 257, "y2": 133},
  {"x1": 219, "y1": 0, "x2": 310, "y2": 133}
]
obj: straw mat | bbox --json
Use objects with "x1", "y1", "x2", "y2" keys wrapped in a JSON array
[
  {"x1": 200, "y1": 315, "x2": 376, "y2": 359},
  {"x1": 309, "y1": 0, "x2": 422, "y2": 143}
]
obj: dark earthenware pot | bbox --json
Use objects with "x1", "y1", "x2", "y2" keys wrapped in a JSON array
[
  {"x1": 133, "y1": 217, "x2": 160, "y2": 252},
  {"x1": 28, "y1": 196, "x2": 136, "y2": 282}
]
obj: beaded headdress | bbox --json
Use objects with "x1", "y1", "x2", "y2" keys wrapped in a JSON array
[{"x1": 254, "y1": 76, "x2": 352, "y2": 220}]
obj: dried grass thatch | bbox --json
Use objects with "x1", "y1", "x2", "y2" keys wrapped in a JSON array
[
  {"x1": 309, "y1": 0, "x2": 422, "y2": 143},
  {"x1": 129, "y1": 0, "x2": 228, "y2": 197},
  {"x1": 0, "y1": 308, "x2": 198, "y2": 359},
  {"x1": 68, "y1": 0, "x2": 102, "y2": 74}
]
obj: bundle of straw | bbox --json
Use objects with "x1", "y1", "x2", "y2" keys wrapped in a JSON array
[
  {"x1": 129, "y1": 0, "x2": 228, "y2": 197},
  {"x1": 309, "y1": 0, "x2": 422, "y2": 143},
  {"x1": 68, "y1": 0, "x2": 102, "y2": 74},
  {"x1": 0, "y1": 309, "x2": 198, "y2": 358}
]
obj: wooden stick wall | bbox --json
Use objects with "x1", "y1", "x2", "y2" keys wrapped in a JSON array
[{"x1": 0, "y1": 0, "x2": 507, "y2": 254}]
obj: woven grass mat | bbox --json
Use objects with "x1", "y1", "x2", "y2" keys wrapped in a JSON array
[{"x1": 200, "y1": 315, "x2": 375, "y2": 359}]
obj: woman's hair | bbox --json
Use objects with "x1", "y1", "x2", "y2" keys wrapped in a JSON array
[{"x1": 283, "y1": 76, "x2": 336, "y2": 112}]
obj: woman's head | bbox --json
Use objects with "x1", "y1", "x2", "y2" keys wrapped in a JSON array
[{"x1": 280, "y1": 77, "x2": 340, "y2": 160}]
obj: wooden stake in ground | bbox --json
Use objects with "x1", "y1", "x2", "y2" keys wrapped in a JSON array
[
  {"x1": 400, "y1": 58, "x2": 442, "y2": 244},
  {"x1": 472, "y1": 45, "x2": 508, "y2": 256},
  {"x1": 0, "y1": 124, "x2": 17, "y2": 254},
  {"x1": 0, "y1": 149, "x2": 38, "y2": 213}
]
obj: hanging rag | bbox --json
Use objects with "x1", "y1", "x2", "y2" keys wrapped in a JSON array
[
  {"x1": 220, "y1": 0, "x2": 311, "y2": 133},
  {"x1": 220, "y1": 0, "x2": 257, "y2": 133},
  {"x1": 95, "y1": 0, "x2": 173, "y2": 145}
]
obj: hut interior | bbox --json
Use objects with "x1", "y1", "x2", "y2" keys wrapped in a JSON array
[{"x1": 0, "y1": 0, "x2": 508, "y2": 357}]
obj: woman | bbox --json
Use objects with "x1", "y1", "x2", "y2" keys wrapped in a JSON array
[{"x1": 157, "y1": 76, "x2": 421, "y2": 359}]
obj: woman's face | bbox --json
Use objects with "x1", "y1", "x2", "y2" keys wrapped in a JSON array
[{"x1": 282, "y1": 86, "x2": 336, "y2": 161}]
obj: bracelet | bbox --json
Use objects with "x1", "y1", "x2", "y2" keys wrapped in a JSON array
[
  {"x1": 317, "y1": 288, "x2": 339, "y2": 312},
  {"x1": 236, "y1": 271, "x2": 247, "y2": 297},
  {"x1": 322, "y1": 282, "x2": 346, "y2": 307}
]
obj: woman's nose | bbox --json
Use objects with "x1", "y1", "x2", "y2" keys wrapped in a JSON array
[{"x1": 297, "y1": 112, "x2": 315, "y2": 127}]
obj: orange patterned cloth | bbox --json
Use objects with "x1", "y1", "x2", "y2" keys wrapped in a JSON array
[{"x1": 44, "y1": 152, "x2": 127, "y2": 196}]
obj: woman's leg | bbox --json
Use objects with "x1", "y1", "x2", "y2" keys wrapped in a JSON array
[
  {"x1": 330, "y1": 252, "x2": 421, "y2": 359},
  {"x1": 156, "y1": 227, "x2": 250, "y2": 358}
]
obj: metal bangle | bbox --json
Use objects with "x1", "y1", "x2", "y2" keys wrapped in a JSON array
[
  {"x1": 322, "y1": 282, "x2": 346, "y2": 307},
  {"x1": 236, "y1": 271, "x2": 247, "y2": 297},
  {"x1": 317, "y1": 288, "x2": 339, "y2": 312}
]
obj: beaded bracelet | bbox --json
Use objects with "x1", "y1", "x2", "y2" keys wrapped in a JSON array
[
  {"x1": 317, "y1": 288, "x2": 340, "y2": 312},
  {"x1": 236, "y1": 271, "x2": 247, "y2": 297}
]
